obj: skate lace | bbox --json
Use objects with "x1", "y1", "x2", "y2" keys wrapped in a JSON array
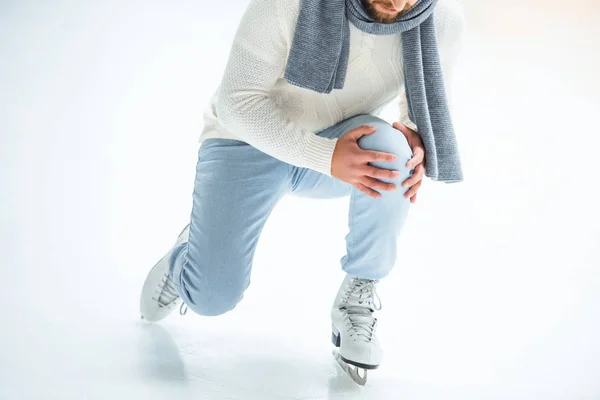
[
  {"x1": 156, "y1": 273, "x2": 180, "y2": 307},
  {"x1": 341, "y1": 278, "x2": 382, "y2": 342}
]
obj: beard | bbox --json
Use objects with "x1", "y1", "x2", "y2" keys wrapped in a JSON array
[{"x1": 361, "y1": 0, "x2": 409, "y2": 24}]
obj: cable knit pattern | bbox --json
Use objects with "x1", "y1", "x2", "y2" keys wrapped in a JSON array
[{"x1": 201, "y1": 0, "x2": 465, "y2": 176}]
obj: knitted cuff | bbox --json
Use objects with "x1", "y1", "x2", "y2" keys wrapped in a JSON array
[{"x1": 302, "y1": 134, "x2": 339, "y2": 176}]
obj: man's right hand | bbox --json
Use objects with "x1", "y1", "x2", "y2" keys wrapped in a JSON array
[{"x1": 331, "y1": 125, "x2": 400, "y2": 199}]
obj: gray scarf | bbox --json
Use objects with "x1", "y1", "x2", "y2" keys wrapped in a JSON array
[{"x1": 284, "y1": 0, "x2": 463, "y2": 183}]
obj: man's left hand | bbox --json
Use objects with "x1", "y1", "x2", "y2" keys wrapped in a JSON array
[{"x1": 392, "y1": 122, "x2": 425, "y2": 204}]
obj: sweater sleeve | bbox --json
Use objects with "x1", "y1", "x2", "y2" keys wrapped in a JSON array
[
  {"x1": 399, "y1": 0, "x2": 466, "y2": 129},
  {"x1": 215, "y1": 0, "x2": 339, "y2": 176}
]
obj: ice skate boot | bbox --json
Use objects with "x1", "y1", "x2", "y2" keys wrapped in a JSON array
[
  {"x1": 140, "y1": 224, "x2": 190, "y2": 322},
  {"x1": 331, "y1": 274, "x2": 382, "y2": 385}
]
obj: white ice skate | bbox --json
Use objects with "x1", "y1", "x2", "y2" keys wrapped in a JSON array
[
  {"x1": 331, "y1": 274, "x2": 382, "y2": 386},
  {"x1": 140, "y1": 224, "x2": 190, "y2": 322}
]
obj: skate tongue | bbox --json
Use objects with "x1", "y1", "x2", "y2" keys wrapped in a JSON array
[
  {"x1": 345, "y1": 278, "x2": 380, "y2": 312},
  {"x1": 345, "y1": 295, "x2": 375, "y2": 312},
  {"x1": 346, "y1": 307, "x2": 377, "y2": 341}
]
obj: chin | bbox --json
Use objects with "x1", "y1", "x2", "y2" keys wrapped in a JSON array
[{"x1": 377, "y1": 13, "x2": 399, "y2": 23}]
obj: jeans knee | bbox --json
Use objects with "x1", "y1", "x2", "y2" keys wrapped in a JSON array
[
  {"x1": 178, "y1": 263, "x2": 247, "y2": 317},
  {"x1": 356, "y1": 118, "x2": 413, "y2": 164},
  {"x1": 346, "y1": 116, "x2": 413, "y2": 180},
  {"x1": 184, "y1": 281, "x2": 246, "y2": 316}
]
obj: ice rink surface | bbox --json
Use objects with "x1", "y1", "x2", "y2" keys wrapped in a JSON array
[{"x1": 2, "y1": 0, "x2": 599, "y2": 398}]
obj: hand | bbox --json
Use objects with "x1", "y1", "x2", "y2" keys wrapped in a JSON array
[
  {"x1": 331, "y1": 125, "x2": 400, "y2": 199},
  {"x1": 392, "y1": 122, "x2": 425, "y2": 204}
]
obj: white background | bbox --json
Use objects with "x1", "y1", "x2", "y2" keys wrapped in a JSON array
[{"x1": 1, "y1": 0, "x2": 599, "y2": 398}]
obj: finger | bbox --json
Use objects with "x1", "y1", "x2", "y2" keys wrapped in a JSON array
[
  {"x1": 410, "y1": 192, "x2": 418, "y2": 204},
  {"x1": 406, "y1": 146, "x2": 425, "y2": 168},
  {"x1": 355, "y1": 182, "x2": 381, "y2": 199},
  {"x1": 360, "y1": 149, "x2": 398, "y2": 163},
  {"x1": 361, "y1": 176, "x2": 397, "y2": 192},
  {"x1": 401, "y1": 163, "x2": 425, "y2": 188},
  {"x1": 364, "y1": 165, "x2": 401, "y2": 180},
  {"x1": 392, "y1": 121, "x2": 415, "y2": 137},
  {"x1": 404, "y1": 180, "x2": 422, "y2": 199},
  {"x1": 345, "y1": 125, "x2": 376, "y2": 141}
]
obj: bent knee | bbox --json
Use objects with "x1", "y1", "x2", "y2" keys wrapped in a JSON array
[
  {"x1": 180, "y1": 269, "x2": 248, "y2": 316},
  {"x1": 355, "y1": 118, "x2": 413, "y2": 165},
  {"x1": 186, "y1": 284, "x2": 246, "y2": 316}
]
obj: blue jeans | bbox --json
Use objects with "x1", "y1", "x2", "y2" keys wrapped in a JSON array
[{"x1": 170, "y1": 114, "x2": 414, "y2": 316}]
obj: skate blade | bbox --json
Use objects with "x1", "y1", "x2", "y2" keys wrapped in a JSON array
[{"x1": 332, "y1": 349, "x2": 367, "y2": 386}]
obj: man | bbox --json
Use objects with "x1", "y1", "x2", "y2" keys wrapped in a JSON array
[{"x1": 140, "y1": 0, "x2": 465, "y2": 385}]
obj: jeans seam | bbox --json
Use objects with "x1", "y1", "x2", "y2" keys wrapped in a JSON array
[{"x1": 344, "y1": 188, "x2": 358, "y2": 272}]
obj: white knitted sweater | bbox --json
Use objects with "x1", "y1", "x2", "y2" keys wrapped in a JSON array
[{"x1": 200, "y1": 0, "x2": 465, "y2": 176}]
